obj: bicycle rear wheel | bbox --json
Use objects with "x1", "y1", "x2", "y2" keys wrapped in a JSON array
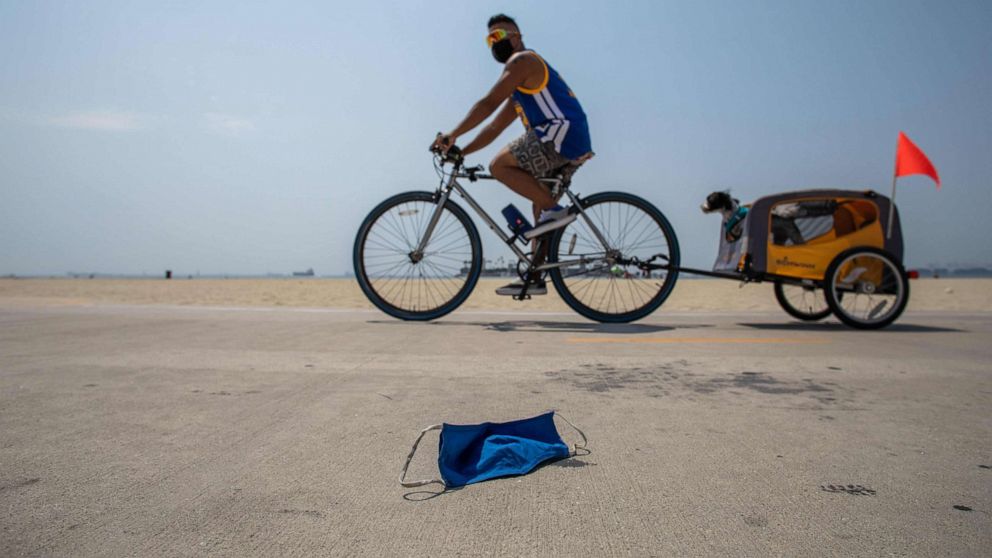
[
  {"x1": 548, "y1": 192, "x2": 680, "y2": 323},
  {"x1": 353, "y1": 191, "x2": 482, "y2": 320}
]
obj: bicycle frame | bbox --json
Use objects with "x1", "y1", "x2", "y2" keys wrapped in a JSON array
[{"x1": 412, "y1": 162, "x2": 615, "y2": 274}]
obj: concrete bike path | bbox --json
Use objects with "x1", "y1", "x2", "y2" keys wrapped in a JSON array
[{"x1": 1, "y1": 304, "x2": 989, "y2": 556}]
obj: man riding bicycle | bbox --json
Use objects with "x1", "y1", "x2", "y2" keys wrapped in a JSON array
[{"x1": 431, "y1": 13, "x2": 593, "y2": 296}]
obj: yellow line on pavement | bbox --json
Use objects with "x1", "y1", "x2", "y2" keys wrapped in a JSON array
[{"x1": 566, "y1": 337, "x2": 830, "y2": 345}]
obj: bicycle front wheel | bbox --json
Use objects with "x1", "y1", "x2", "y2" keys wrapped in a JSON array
[
  {"x1": 548, "y1": 192, "x2": 680, "y2": 323},
  {"x1": 353, "y1": 191, "x2": 482, "y2": 320}
]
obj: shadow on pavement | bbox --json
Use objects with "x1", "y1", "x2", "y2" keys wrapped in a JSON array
[
  {"x1": 737, "y1": 322, "x2": 965, "y2": 333},
  {"x1": 369, "y1": 320, "x2": 713, "y2": 334}
]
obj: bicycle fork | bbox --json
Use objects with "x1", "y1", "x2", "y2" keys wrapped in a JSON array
[{"x1": 409, "y1": 184, "x2": 455, "y2": 263}]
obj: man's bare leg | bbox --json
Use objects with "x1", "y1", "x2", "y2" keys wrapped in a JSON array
[
  {"x1": 490, "y1": 147, "x2": 557, "y2": 281},
  {"x1": 489, "y1": 147, "x2": 556, "y2": 211}
]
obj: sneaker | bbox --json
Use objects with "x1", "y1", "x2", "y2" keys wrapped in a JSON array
[
  {"x1": 523, "y1": 205, "x2": 576, "y2": 240},
  {"x1": 495, "y1": 279, "x2": 547, "y2": 296}
]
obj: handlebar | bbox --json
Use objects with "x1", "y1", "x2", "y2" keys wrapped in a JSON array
[
  {"x1": 430, "y1": 143, "x2": 464, "y2": 166},
  {"x1": 429, "y1": 138, "x2": 488, "y2": 181}
]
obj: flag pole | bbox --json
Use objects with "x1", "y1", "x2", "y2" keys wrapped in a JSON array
[
  {"x1": 887, "y1": 172, "x2": 897, "y2": 239},
  {"x1": 887, "y1": 135, "x2": 898, "y2": 239}
]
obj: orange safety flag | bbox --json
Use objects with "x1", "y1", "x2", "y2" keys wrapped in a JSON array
[{"x1": 895, "y1": 131, "x2": 940, "y2": 189}]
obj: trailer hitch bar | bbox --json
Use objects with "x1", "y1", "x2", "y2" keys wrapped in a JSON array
[{"x1": 621, "y1": 254, "x2": 746, "y2": 281}]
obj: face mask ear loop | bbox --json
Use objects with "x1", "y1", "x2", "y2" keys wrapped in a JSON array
[
  {"x1": 554, "y1": 412, "x2": 588, "y2": 456},
  {"x1": 399, "y1": 424, "x2": 446, "y2": 488}
]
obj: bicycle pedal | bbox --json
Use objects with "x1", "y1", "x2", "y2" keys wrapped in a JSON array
[{"x1": 512, "y1": 293, "x2": 532, "y2": 301}]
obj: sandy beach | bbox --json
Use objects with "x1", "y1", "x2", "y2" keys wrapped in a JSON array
[{"x1": 0, "y1": 277, "x2": 989, "y2": 313}]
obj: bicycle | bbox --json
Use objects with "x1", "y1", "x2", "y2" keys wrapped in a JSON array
[{"x1": 352, "y1": 146, "x2": 681, "y2": 323}]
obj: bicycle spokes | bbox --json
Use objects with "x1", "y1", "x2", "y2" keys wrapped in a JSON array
[
  {"x1": 359, "y1": 197, "x2": 477, "y2": 313},
  {"x1": 552, "y1": 195, "x2": 679, "y2": 320}
]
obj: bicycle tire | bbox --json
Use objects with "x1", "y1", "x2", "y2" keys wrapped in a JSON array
[
  {"x1": 773, "y1": 280, "x2": 832, "y2": 321},
  {"x1": 353, "y1": 191, "x2": 482, "y2": 321},
  {"x1": 548, "y1": 192, "x2": 680, "y2": 323}
]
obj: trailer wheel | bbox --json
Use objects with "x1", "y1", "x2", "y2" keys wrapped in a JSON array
[
  {"x1": 824, "y1": 247, "x2": 909, "y2": 329},
  {"x1": 774, "y1": 281, "x2": 832, "y2": 321}
]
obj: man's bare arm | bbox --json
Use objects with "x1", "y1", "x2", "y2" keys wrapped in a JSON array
[
  {"x1": 462, "y1": 101, "x2": 518, "y2": 155},
  {"x1": 442, "y1": 53, "x2": 540, "y2": 144}
]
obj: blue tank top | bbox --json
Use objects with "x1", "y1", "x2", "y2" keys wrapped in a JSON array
[{"x1": 511, "y1": 52, "x2": 592, "y2": 161}]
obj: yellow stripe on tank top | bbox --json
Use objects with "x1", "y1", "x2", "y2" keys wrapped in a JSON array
[{"x1": 516, "y1": 53, "x2": 550, "y2": 95}]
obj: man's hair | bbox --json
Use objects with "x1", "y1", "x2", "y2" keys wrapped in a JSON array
[{"x1": 487, "y1": 14, "x2": 517, "y2": 29}]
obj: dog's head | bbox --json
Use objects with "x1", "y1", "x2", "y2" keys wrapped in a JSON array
[{"x1": 701, "y1": 191, "x2": 738, "y2": 214}]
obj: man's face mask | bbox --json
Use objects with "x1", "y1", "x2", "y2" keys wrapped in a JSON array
[
  {"x1": 491, "y1": 39, "x2": 514, "y2": 63},
  {"x1": 400, "y1": 411, "x2": 587, "y2": 489},
  {"x1": 486, "y1": 28, "x2": 517, "y2": 64}
]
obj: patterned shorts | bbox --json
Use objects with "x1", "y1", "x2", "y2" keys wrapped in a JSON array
[{"x1": 508, "y1": 130, "x2": 587, "y2": 185}]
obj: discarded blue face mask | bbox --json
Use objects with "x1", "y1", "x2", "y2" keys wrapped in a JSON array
[{"x1": 399, "y1": 411, "x2": 587, "y2": 489}]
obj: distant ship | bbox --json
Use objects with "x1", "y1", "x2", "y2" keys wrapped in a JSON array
[{"x1": 292, "y1": 268, "x2": 315, "y2": 277}]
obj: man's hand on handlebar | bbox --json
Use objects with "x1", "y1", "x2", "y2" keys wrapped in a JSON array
[
  {"x1": 430, "y1": 132, "x2": 457, "y2": 153},
  {"x1": 429, "y1": 132, "x2": 464, "y2": 164}
]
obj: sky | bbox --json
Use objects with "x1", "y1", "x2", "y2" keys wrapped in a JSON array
[{"x1": 1, "y1": 0, "x2": 990, "y2": 276}]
